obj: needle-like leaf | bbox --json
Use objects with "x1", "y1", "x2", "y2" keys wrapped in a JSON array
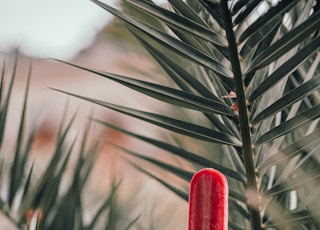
[
  {"x1": 93, "y1": 119, "x2": 245, "y2": 182},
  {"x1": 255, "y1": 104, "x2": 320, "y2": 145},
  {"x1": 91, "y1": 0, "x2": 233, "y2": 82},
  {"x1": 252, "y1": 74, "x2": 320, "y2": 124},
  {"x1": 257, "y1": 129, "x2": 320, "y2": 170},
  {"x1": 249, "y1": 35, "x2": 320, "y2": 101},
  {"x1": 245, "y1": 10, "x2": 320, "y2": 75},
  {"x1": 125, "y1": 0, "x2": 227, "y2": 46},
  {"x1": 55, "y1": 60, "x2": 236, "y2": 117},
  {"x1": 53, "y1": 88, "x2": 242, "y2": 146}
]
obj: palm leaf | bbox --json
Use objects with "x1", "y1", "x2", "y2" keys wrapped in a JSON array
[
  {"x1": 249, "y1": 35, "x2": 320, "y2": 101},
  {"x1": 52, "y1": 88, "x2": 242, "y2": 146},
  {"x1": 257, "y1": 128, "x2": 320, "y2": 170},
  {"x1": 244, "y1": 10, "x2": 320, "y2": 74},
  {"x1": 59, "y1": 0, "x2": 320, "y2": 229},
  {"x1": 252, "y1": 74, "x2": 320, "y2": 124},
  {"x1": 125, "y1": 0, "x2": 226, "y2": 46},
  {"x1": 92, "y1": 118, "x2": 246, "y2": 182},
  {"x1": 54, "y1": 60, "x2": 236, "y2": 117}
]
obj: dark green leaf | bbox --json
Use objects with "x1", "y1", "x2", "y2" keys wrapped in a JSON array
[
  {"x1": 22, "y1": 163, "x2": 34, "y2": 200},
  {"x1": 86, "y1": 181, "x2": 121, "y2": 230},
  {"x1": 249, "y1": 35, "x2": 320, "y2": 102},
  {"x1": 22, "y1": 115, "x2": 76, "y2": 212},
  {"x1": 128, "y1": 36, "x2": 237, "y2": 136},
  {"x1": 239, "y1": 20, "x2": 281, "y2": 59},
  {"x1": 55, "y1": 60, "x2": 236, "y2": 117},
  {"x1": 123, "y1": 214, "x2": 141, "y2": 230},
  {"x1": 255, "y1": 104, "x2": 320, "y2": 145},
  {"x1": 168, "y1": 0, "x2": 209, "y2": 26},
  {"x1": 233, "y1": 0, "x2": 262, "y2": 25},
  {"x1": 265, "y1": 208, "x2": 320, "y2": 228},
  {"x1": 0, "y1": 57, "x2": 17, "y2": 149},
  {"x1": 53, "y1": 88, "x2": 242, "y2": 146},
  {"x1": 111, "y1": 141, "x2": 194, "y2": 181},
  {"x1": 245, "y1": 10, "x2": 320, "y2": 75},
  {"x1": 251, "y1": 74, "x2": 320, "y2": 124},
  {"x1": 238, "y1": 0, "x2": 299, "y2": 43},
  {"x1": 128, "y1": 155, "x2": 246, "y2": 202},
  {"x1": 125, "y1": 0, "x2": 227, "y2": 46},
  {"x1": 257, "y1": 129, "x2": 320, "y2": 170},
  {"x1": 199, "y1": 0, "x2": 225, "y2": 28},
  {"x1": 230, "y1": 0, "x2": 248, "y2": 15},
  {"x1": 128, "y1": 159, "x2": 189, "y2": 201},
  {"x1": 9, "y1": 62, "x2": 32, "y2": 207},
  {"x1": 263, "y1": 168, "x2": 320, "y2": 197},
  {"x1": 93, "y1": 119, "x2": 245, "y2": 182},
  {"x1": 91, "y1": 0, "x2": 233, "y2": 81}
]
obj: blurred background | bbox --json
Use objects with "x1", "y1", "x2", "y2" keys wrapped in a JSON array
[{"x1": 0, "y1": 0, "x2": 188, "y2": 229}]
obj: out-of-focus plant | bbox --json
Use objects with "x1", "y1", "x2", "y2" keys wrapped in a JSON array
[{"x1": 0, "y1": 57, "x2": 140, "y2": 230}]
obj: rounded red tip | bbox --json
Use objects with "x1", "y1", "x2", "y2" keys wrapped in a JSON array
[{"x1": 188, "y1": 168, "x2": 228, "y2": 230}]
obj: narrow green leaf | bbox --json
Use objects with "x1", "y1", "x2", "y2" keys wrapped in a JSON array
[
  {"x1": 0, "y1": 61, "x2": 5, "y2": 105},
  {"x1": 53, "y1": 88, "x2": 242, "y2": 146},
  {"x1": 93, "y1": 119, "x2": 245, "y2": 182},
  {"x1": 257, "y1": 129, "x2": 320, "y2": 170},
  {"x1": 245, "y1": 10, "x2": 320, "y2": 75},
  {"x1": 252, "y1": 74, "x2": 320, "y2": 124},
  {"x1": 142, "y1": 44, "x2": 236, "y2": 135},
  {"x1": 229, "y1": 190, "x2": 247, "y2": 203},
  {"x1": 240, "y1": 21, "x2": 281, "y2": 59},
  {"x1": 168, "y1": 0, "x2": 208, "y2": 26},
  {"x1": 128, "y1": 156, "x2": 246, "y2": 202},
  {"x1": 22, "y1": 115, "x2": 76, "y2": 212},
  {"x1": 9, "y1": 62, "x2": 32, "y2": 207},
  {"x1": 123, "y1": 214, "x2": 141, "y2": 230},
  {"x1": 128, "y1": 160, "x2": 189, "y2": 201},
  {"x1": 233, "y1": 0, "x2": 262, "y2": 25},
  {"x1": 87, "y1": 181, "x2": 121, "y2": 230},
  {"x1": 55, "y1": 60, "x2": 236, "y2": 117},
  {"x1": 125, "y1": 0, "x2": 227, "y2": 46},
  {"x1": 44, "y1": 114, "x2": 76, "y2": 178},
  {"x1": 263, "y1": 168, "x2": 320, "y2": 197},
  {"x1": 139, "y1": 39, "x2": 222, "y2": 100},
  {"x1": 199, "y1": 1, "x2": 225, "y2": 28},
  {"x1": 135, "y1": 36, "x2": 237, "y2": 136},
  {"x1": 0, "y1": 57, "x2": 18, "y2": 149},
  {"x1": 231, "y1": 0, "x2": 247, "y2": 15},
  {"x1": 255, "y1": 104, "x2": 320, "y2": 145},
  {"x1": 22, "y1": 163, "x2": 34, "y2": 200},
  {"x1": 79, "y1": 143, "x2": 99, "y2": 190},
  {"x1": 114, "y1": 142, "x2": 195, "y2": 180},
  {"x1": 91, "y1": 0, "x2": 233, "y2": 81},
  {"x1": 40, "y1": 139, "x2": 75, "y2": 218},
  {"x1": 265, "y1": 208, "x2": 320, "y2": 228},
  {"x1": 238, "y1": 0, "x2": 299, "y2": 43},
  {"x1": 249, "y1": 35, "x2": 320, "y2": 102}
]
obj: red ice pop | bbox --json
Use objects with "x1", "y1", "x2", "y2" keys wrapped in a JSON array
[{"x1": 188, "y1": 168, "x2": 228, "y2": 230}]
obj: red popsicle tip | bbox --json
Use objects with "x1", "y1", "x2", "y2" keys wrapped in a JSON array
[{"x1": 188, "y1": 168, "x2": 228, "y2": 230}]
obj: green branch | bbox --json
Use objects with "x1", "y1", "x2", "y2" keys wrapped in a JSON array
[{"x1": 220, "y1": 1, "x2": 262, "y2": 229}]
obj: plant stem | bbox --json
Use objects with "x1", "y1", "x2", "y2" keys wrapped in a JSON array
[{"x1": 220, "y1": 1, "x2": 262, "y2": 229}]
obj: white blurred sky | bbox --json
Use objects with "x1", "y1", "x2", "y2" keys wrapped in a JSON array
[{"x1": 0, "y1": 0, "x2": 165, "y2": 60}]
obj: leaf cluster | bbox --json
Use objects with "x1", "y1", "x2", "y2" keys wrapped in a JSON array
[
  {"x1": 0, "y1": 57, "x2": 139, "y2": 230},
  {"x1": 57, "y1": 0, "x2": 320, "y2": 229}
]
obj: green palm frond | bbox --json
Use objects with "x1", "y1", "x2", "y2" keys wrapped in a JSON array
[{"x1": 58, "y1": 0, "x2": 320, "y2": 229}]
